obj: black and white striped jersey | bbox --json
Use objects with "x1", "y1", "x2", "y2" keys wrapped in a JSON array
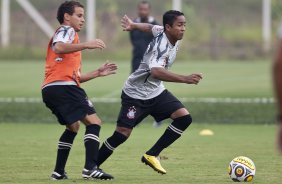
[
  {"x1": 52, "y1": 26, "x2": 76, "y2": 47},
  {"x1": 123, "y1": 25, "x2": 180, "y2": 100}
]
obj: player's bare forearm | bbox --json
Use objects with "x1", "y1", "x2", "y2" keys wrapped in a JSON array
[
  {"x1": 121, "y1": 15, "x2": 153, "y2": 33},
  {"x1": 80, "y1": 70, "x2": 100, "y2": 83},
  {"x1": 80, "y1": 62, "x2": 117, "y2": 83},
  {"x1": 151, "y1": 67, "x2": 187, "y2": 82},
  {"x1": 274, "y1": 61, "x2": 282, "y2": 115},
  {"x1": 53, "y1": 42, "x2": 87, "y2": 54},
  {"x1": 151, "y1": 67, "x2": 203, "y2": 85},
  {"x1": 54, "y1": 39, "x2": 106, "y2": 54},
  {"x1": 131, "y1": 23, "x2": 154, "y2": 33},
  {"x1": 274, "y1": 41, "x2": 282, "y2": 116}
]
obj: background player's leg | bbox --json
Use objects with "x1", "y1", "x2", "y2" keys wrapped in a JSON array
[
  {"x1": 97, "y1": 126, "x2": 131, "y2": 167},
  {"x1": 146, "y1": 108, "x2": 192, "y2": 156},
  {"x1": 53, "y1": 122, "x2": 79, "y2": 176}
]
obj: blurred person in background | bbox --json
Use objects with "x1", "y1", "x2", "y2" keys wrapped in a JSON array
[
  {"x1": 274, "y1": 21, "x2": 282, "y2": 153},
  {"x1": 130, "y1": 1, "x2": 158, "y2": 73},
  {"x1": 41, "y1": 1, "x2": 116, "y2": 180},
  {"x1": 130, "y1": 1, "x2": 161, "y2": 128}
]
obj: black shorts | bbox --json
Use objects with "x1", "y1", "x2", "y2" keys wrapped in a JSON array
[
  {"x1": 42, "y1": 85, "x2": 96, "y2": 125},
  {"x1": 117, "y1": 89, "x2": 185, "y2": 128}
]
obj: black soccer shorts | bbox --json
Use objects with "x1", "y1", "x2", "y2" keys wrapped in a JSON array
[
  {"x1": 42, "y1": 85, "x2": 96, "y2": 125},
  {"x1": 117, "y1": 89, "x2": 185, "y2": 128}
]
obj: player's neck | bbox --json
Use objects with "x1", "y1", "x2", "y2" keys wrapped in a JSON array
[
  {"x1": 61, "y1": 21, "x2": 72, "y2": 27},
  {"x1": 165, "y1": 32, "x2": 177, "y2": 46}
]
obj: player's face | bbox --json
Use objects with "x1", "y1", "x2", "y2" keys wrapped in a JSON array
[
  {"x1": 69, "y1": 7, "x2": 85, "y2": 32},
  {"x1": 138, "y1": 4, "x2": 150, "y2": 20},
  {"x1": 168, "y1": 15, "x2": 186, "y2": 41}
]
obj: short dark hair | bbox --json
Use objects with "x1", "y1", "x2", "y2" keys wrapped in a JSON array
[
  {"x1": 57, "y1": 1, "x2": 84, "y2": 24},
  {"x1": 163, "y1": 10, "x2": 184, "y2": 31},
  {"x1": 138, "y1": 0, "x2": 151, "y2": 8}
]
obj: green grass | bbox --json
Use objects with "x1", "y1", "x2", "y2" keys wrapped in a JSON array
[
  {"x1": 0, "y1": 60, "x2": 273, "y2": 98},
  {"x1": 0, "y1": 101, "x2": 276, "y2": 124},
  {"x1": 0, "y1": 123, "x2": 281, "y2": 184},
  {"x1": 0, "y1": 60, "x2": 275, "y2": 124},
  {"x1": 0, "y1": 60, "x2": 278, "y2": 183}
]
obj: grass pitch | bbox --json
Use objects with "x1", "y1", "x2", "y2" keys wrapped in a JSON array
[
  {"x1": 0, "y1": 123, "x2": 281, "y2": 184},
  {"x1": 0, "y1": 60, "x2": 272, "y2": 98},
  {"x1": 0, "y1": 60, "x2": 277, "y2": 183},
  {"x1": 0, "y1": 60, "x2": 275, "y2": 124}
]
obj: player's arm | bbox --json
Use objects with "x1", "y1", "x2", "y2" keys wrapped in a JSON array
[
  {"x1": 274, "y1": 41, "x2": 282, "y2": 118},
  {"x1": 274, "y1": 32, "x2": 282, "y2": 153},
  {"x1": 274, "y1": 23, "x2": 282, "y2": 153},
  {"x1": 121, "y1": 15, "x2": 154, "y2": 33},
  {"x1": 151, "y1": 67, "x2": 202, "y2": 85},
  {"x1": 274, "y1": 23, "x2": 282, "y2": 120},
  {"x1": 80, "y1": 62, "x2": 117, "y2": 83},
  {"x1": 54, "y1": 39, "x2": 106, "y2": 54}
]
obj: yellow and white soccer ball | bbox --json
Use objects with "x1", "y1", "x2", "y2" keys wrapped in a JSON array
[{"x1": 228, "y1": 156, "x2": 256, "y2": 182}]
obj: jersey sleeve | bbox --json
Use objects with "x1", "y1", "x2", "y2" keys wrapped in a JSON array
[
  {"x1": 52, "y1": 26, "x2": 75, "y2": 45},
  {"x1": 278, "y1": 22, "x2": 282, "y2": 39},
  {"x1": 152, "y1": 25, "x2": 164, "y2": 37}
]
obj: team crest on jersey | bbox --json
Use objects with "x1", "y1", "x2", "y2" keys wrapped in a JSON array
[
  {"x1": 162, "y1": 56, "x2": 169, "y2": 68},
  {"x1": 55, "y1": 57, "x2": 63, "y2": 62},
  {"x1": 127, "y1": 106, "x2": 136, "y2": 119}
]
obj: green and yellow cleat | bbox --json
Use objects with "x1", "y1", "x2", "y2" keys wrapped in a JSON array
[{"x1": 141, "y1": 154, "x2": 167, "y2": 174}]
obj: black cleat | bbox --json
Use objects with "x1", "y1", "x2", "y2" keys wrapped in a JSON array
[
  {"x1": 50, "y1": 171, "x2": 68, "y2": 180},
  {"x1": 82, "y1": 167, "x2": 114, "y2": 180}
]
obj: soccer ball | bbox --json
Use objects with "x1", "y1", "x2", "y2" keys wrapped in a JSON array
[{"x1": 228, "y1": 156, "x2": 256, "y2": 182}]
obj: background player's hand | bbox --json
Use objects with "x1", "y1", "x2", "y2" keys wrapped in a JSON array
[
  {"x1": 184, "y1": 73, "x2": 203, "y2": 84},
  {"x1": 121, "y1": 15, "x2": 134, "y2": 31},
  {"x1": 85, "y1": 39, "x2": 106, "y2": 50},
  {"x1": 98, "y1": 62, "x2": 118, "y2": 77}
]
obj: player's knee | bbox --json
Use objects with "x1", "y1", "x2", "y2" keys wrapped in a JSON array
[
  {"x1": 95, "y1": 119, "x2": 102, "y2": 125},
  {"x1": 88, "y1": 119, "x2": 102, "y2": 126},
  {"x1": 82, "y1": 114, "x2": 102, "y2": 126},
  {"x1": 66, "y1": 122, "x2": 80, "y2": 133},
  {"x1": 172, "y1": 114, "x2": 192, "y2": 131},
  {"x1": 116, "y1": 126, "x2": 132, "y2": 138}
]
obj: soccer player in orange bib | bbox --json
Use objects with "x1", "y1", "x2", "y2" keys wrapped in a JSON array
[{"x1": 41, "y1": 1, "x2": 116, "y2": 180}]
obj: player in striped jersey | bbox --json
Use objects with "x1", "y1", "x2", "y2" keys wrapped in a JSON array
[{"x1": 97, "y1": 10, "x2": 203, "y2": 174}]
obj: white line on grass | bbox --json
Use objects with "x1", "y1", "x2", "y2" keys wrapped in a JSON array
[{"x1": 0, "y1": 97, "x2": 275, "y2": 104}]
